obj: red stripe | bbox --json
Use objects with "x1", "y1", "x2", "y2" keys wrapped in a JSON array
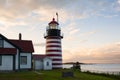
[
  {"x1": 47, "y1": 54, "x2": 62, "y2": 56},
  {"x1": 52, "y1": 63, "x2": 62, "y2": 65},
  {"x1": 52, "y1": 59, "x2": 62, "y2": 61},
  {"x1": 46, "y1": 45, "x2": 61, "y2": 47},
  {"x1": 47, "y1": 41, "x2": 61, "y2": 43},
  {"x1": 46, "y1": 50, "x2": 61, "y2": 52}
]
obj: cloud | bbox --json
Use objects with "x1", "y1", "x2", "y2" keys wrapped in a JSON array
[
  {"x1": 80, "y1": 30, "x2": 98, "y2": 36},
  {"x1": 63, "y1": 42, "x2": 120, "y2": 63},
  {"x1": 0, "y1": 0, "x2": 71, "y2": 20},
  {"x1": 34, "y1": 43, "x2": 45, "y2": 47},
  {"x1": 62, "y1": 22, "x2": 80, "y2": 41},
  {"x1": 69, "y1": 29, "x2": 79, "y2": 35},
  {"x1": 0, "y1": 0, "x2": 119, "y2": 22},
  {"x1": 0, "y1": 0, "x2": 120, "y2": 56},
  {"x1": 115, "y1": 0, "x2": 120, "y2": 11},
  {"x1": 0, "y1": 0, "x2": 72, "y2": 33},
  {"x1": 0, "y1": 0, "x2": 119, "y2": 32},
  {"x1": 118, "y1": 0, "x2": 120, "y2": 4},
  {"x1": 79, "y1": 40, "x2": 88, "y2": 43}
]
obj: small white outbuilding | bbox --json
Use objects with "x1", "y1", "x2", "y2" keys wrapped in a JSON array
[{"x1": 33, "y1": 54, "x2": 52, "y2": 70}]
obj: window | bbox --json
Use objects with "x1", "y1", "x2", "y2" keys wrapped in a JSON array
[
  {"x1": 20, "y1": 56, "x2": 27, "y2": 65},
  {"x1": 0, "y1": 39, "x2": 3, "y2": 48},
  {"x1": 0, "y1": 56, "x2": 2, "y2": 65},
  {"x1": 50, "y1": 24, "x2": 58, "y2": 29},
  {"x1": 46, "y1": 61, "x2": 49, "y2": 66}
]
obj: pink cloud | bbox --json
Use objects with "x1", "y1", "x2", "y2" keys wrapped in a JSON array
[{"x1": 63, "y1": 42, "x2": 120, "y2": 63}]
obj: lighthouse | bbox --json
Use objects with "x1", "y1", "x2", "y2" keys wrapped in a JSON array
[{"x1": 44, "y1": 17, "x2": 63, "y2": 69}]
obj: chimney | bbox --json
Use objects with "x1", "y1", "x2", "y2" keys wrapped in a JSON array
[{"x1": 19, "y1": 33, "x2": 22, "y2": 40}]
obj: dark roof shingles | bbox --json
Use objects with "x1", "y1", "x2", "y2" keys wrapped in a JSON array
[
  {"x1": 33, "y1": 54, "x2": 47, "y2": 60},
  {"x1": 0, "y1": 48, "x2": 17, "y2": 54},
  {"x1": 9, "y1": 40, "x2": 34, "y2": 53}
]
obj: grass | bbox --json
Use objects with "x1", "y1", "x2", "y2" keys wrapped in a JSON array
[
  {"x1": 0, "y1": 71, "x2": 41, "y2": 80},
  {"x1": 40, "y1": 69, "x2": 120, "y2": 80},
  {"x1": 0, "y1": 70, "x2": 120, "y2": 80}
]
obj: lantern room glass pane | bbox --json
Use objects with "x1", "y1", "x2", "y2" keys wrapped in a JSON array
[{"x1": 49, "y1": 24, "x2": 59, "y2": 29}]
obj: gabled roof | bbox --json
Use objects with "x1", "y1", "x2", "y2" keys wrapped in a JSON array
[
  {"x1": 9, "y1": 39, "x2": 34, "y2": 53},
  {"x1": 33, "y1": 54, "x2": 47, "y2": 60},
  {"x1": 0, "y1": 34, "x2": 34, "y2": 54},
  {"x1": 0, "y1": 34, "x2": 20, "y2": 49},
  {"x1": 0, "y1": 48, "x2": 17, "y2": 54}
]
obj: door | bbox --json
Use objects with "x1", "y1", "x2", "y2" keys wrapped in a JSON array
[
  {"x1": 0, "y1": 56, "x2": 13, "y2": 70},
  {"x1": 34, "y1": 60, "x2": 43, "y2": 70}
]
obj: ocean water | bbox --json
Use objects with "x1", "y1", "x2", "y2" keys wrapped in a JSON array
[{"x1": 63, "y1": 64, "x2": 120, "y2": 75}]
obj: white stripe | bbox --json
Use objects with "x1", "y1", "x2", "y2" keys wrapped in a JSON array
[
  {"x1": 46, "y1": 43, "x2": 61, "y2": 46},
  {"x1": 46, "y1": 52, "x2": 62, "y2": 54},
  {"x1": 50, "y1": 56, "x2": 62, "y2": 58},
  {"x1": 50, "y1": 57, "x2": 62, "y2": 59},
  {"x1": 47, "y1": 40, "x2": 61, "y2": 43},
  {"x1": 52, "y1": 61, "x2": 62, "y2": 63},
  {"x1": 46, "y1": 47, "x2": 61, "y2": 50},
  {"x1": 53, "y1": 65, "x2": 62, "y2": 67},
  {"x1": 47, "y1": 39, "x2": 61, "y2": 42}
]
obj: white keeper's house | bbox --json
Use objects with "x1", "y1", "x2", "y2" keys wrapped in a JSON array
[{"x1": 0, "y1": 33, "x2": 34, "y2": 71}]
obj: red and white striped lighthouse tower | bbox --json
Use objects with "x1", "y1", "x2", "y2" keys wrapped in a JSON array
[{"x1": 44, "y1": 15, "x2": 63, "y2": 69}]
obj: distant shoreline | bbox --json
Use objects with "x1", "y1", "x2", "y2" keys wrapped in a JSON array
[{"x1": 63, "y1": 62, "x2": 120, "y2": 65}]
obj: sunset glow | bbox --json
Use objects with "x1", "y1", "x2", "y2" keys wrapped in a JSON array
[{"x1": 0, "y1": 0, "x2": 120, "y2": 63}]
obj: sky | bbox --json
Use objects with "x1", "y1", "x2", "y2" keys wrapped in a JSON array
[{"x1": 0, "y1": 0, "x2": 120, "y2": 63}]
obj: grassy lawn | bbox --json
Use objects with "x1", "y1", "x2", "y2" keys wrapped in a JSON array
[
  {"x1": 40, "y1": 70, "x2": 120, "y2": 80},
  {"x1": 0, "y1": 70, "x2": 120, "y2": 80},
  {"x1": 0, "y1": 71, "x2": 41, "y2": 80}
]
